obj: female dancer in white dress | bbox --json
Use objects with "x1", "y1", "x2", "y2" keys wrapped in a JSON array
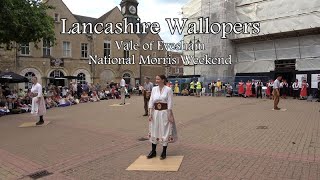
[
  {"x1": 147, "y1": 75, "x2": 178, "y2": 160},
  {"x1": 30, "y1": 77, "x2": 46, "y2": 125}
]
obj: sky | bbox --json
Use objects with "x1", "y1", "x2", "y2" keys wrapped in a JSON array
[{"x1": 62, "y1": 0, "x2": 189, "y2": 43}]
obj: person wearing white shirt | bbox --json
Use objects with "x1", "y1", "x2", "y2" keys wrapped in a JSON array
[
  {"x1": 292, "y1": 79, "x2": 300, "y2": 99},
  {"x1": 30, "y1": 77, "x2": 46, "y2": 125},
  {"x1": 273, "y1": 75, "x2": 282, "y2": 110},
  {"x1": 120, "y1": 78, "x2": 126, "y2": 105}
]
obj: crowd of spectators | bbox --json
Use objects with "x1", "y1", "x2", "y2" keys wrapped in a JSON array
[{"x1": 0, "y1": 81, "x2": 129, "y2": 117}]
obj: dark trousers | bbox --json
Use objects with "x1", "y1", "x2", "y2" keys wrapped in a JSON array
[
  {"x1": 293, "y1": 90, "x2": 299, "y2": 99},
  {"x1": 257, "y1": 87, "x2": 262, "y2": 98},
  {"x1": 144, "y1": 97, "x2": 150, "y2": 115}
]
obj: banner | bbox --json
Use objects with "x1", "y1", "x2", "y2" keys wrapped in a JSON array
[{"x1": 311, "y1": 74, "x2": 320, "y2": 88}]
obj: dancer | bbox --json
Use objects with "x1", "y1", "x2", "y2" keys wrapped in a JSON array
[
  {"x1": 292, "y1": 79, "x2": 300, "y2": 99},
  {"x1": 256, "y1": 80, "x2": 263, "y2": 99},
  {"x1": 273, "y1": 75, "x2": 282, "y2": 110},
  {"x1": 30, "y1": 77, "x2": 46, "y2": 125},
  {"x1": 120, "y1": 78, "x2": 126, "y2": 105},
  {"x1": 300, "y1": 79, "x2": 309, "y2": 100},
  {"x1": 238, "y1": 80, "x2": 245, "y2": 97},
  {"x1": 147, "y1": 75, "x2": 177, "y2": 160},
  {"x1": 251, "y1": 79, "x2": 256, "y2": 96},
  {"x1": 245, "y1": 80, "x2": 252, "y2": 98}
]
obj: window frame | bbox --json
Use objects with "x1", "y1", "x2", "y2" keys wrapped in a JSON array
[
  {"x1": 81, "y1": 43, "x2": 89, "y2": 59},
  {"x1": 103, "y1": 40, "x2": 111, "y2": 58},
  {"x1": 54, "y1": 13, "x2": 60, "y2": 22},
  {"x1": 42, "y1": 39, "x2": 51, "y2": 57},
  {"x1": 63, "y1": 41, "x2": 71, "y2": 57},
  {"x1": 20, "y1": 43, "x2": 30, "y2": 56}
]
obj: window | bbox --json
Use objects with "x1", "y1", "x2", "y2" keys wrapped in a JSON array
[
  {"x1": 81, "y1": 43, "x2": 88, "y2": 58},
  {"x1": 104, "y1": 41, "x2": 111, "y2": 57},
  {"x1": 50, "y1": 70, "x2": 63, "y2": 78},
  {"x1": 124, "y1": 50, "x2": 130, "y2": 59},
  {"x1": 63, "y1": 41, "x2": 71, "y2": 57},
  {"x1": 77, "y1": 73, "x2": 86, "y2": 85},
  {"x1": 24, "y1": 72, "x2": 35, "y2": 89},
  {"x1": 43, "y1": 39, "x2": 51, "y2": 56},
  {"x1": 54, "y1": 13, "x2": 59, "y2": 22},
  {"x1": 20, "y1": 43, "x2": 30, "y2": 55},
  {"x1": 175, "y1": 67, "x2": 180, "y2": 74}
]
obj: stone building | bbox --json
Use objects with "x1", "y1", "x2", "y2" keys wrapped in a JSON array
[
  {"x1": 0, "y1": 0, "x2": 166, "y2": 89},
  {"x1": 166, "y1": 51, "x2": 184, "y2": 77}
]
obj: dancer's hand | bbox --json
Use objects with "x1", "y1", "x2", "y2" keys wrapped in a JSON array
[{"x1": 148, "y1": 115, "x2": 152, "y2": 122}]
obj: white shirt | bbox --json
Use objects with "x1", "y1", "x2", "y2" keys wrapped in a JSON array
[
  {"x1": 148, "y1": 86, "x2": 173, "y2": 110},
  {"x1": 292, "y1": 82, "x2": 299, "y2": 89},
  {"x1": 120, "y1": 79, "x2": 126, "y2": 87},
  {"x1": 273, "y1": 79, "x2": 280, "y2": 89},
  {"x1": 31, "y1": 83, "x2": 43, "y2": 97},
  {"x1": 280, "y1": 82, "x2": 284, "y2": 88}
]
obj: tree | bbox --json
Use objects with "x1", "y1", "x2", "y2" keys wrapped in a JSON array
[{"x1": 0, "y1": 0, "x2": 55, "y2": 47}]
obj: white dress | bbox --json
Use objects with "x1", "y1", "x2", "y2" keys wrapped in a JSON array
[
  {"x1": 31, "y1": 83, "x2": 46, "y2": 116},
  {"x1": 148, "y1": 86, "x2": 178, "y2": 146}
]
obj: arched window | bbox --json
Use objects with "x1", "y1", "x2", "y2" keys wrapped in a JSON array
[
  {"x1": 50, "y1": 70, "x2": 64, "y2": 78},
  {"x1": 123, "y1": 73, "x2": 131, "y2": 85},
  {"x1": 77, "y1": 73, "x2": 86, "y2": 85},
  {"x1": 25, "y1": 72, "x2": 35, "y2": 89},
  {"x1": 49, "y1": 70, "x2": 65, "y2": 87}
]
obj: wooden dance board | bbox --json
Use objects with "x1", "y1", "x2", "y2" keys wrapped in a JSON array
[
  {"x1": 272, "y1": 108, "x2": 287, "y2": 111},
  {"x1": 19, "y1": 121, "x2": 51, "y2": 128},
  {"x1": 109, "y1": 103, "x2": 130, "y2": 107},
  {"x1": 126, "y1": 155, "x2": 184, "y2": 171}
]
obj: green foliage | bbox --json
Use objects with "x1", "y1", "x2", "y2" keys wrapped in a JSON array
[{"x1": 0, "y1": 0, "x2": 55, "y2": 47}]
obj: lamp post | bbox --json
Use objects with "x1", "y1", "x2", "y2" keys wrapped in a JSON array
[{"x1": 189, "y1": 36, "x2": 200, "y2": 76}]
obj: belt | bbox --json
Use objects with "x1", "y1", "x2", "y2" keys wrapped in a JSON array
[{"x1": 154, "y1": 102, "x2": 167, "y2": 111}]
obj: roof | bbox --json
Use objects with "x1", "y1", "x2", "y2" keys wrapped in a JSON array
[
  {"x1": 73, "y1": 14, "x2": 96, "y2": 23},
  {"x1": 94, "y1": 7, "x2": 118, "y2": 24}
]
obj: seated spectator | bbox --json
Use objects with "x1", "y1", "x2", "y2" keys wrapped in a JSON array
[
  {"x1": 90, "y1": 91, "x2": 100, "y2": 102},
  {"x1": 11, "y1": 90, "x2": 18, "y2": 99},
  {"x1": 58, "y1": 96, "x2": 72, "y2": 107},
  {"x1": 18, "y1": 89, "x2": 26, "y2": 98},
  {"x1": 6, "y1": 96, "x2": 22, "y2": 114},
  {"x1": 66, "y1": 93, "x2": 76, "y2": 105},
  {"x1": 45, "y1": 96, "x2": 57, "y2": 109},
  {"x1": 80, "y1": 92, "x2": 90, "y2": 103},
  {"x1": 0, "y1": 101, "x2": 9, "y2": 116},
  {"x1": 181, "y1": 89, "x2": 189, "y2": 96},
  {"x1": 98, "y1": 90, "x2": 107, "y2": 100},
  {"x1": 111, "y1": 88, "x2": 120, "y2": 99},
  {"x1": 16, "y1": 98, "x2": 30, "y2": 112},
  {"x1": 105, "y1": 88, "x2": 112, "y2": 99}
]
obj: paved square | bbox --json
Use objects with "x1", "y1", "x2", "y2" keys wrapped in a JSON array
[{"x1": 0, "y1": 96, "x2": 319, "y2": 180}]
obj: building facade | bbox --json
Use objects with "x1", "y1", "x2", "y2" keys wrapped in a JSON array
[
  {"x1": 166, "y1": 51, "x2": 184, "y2": 77},
  {"x1": 0, "y1": 0, "x2": 166, "y2": 89},
  {"x1": 182, "y1": 0, "x2": 320, "y2": 92}
]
